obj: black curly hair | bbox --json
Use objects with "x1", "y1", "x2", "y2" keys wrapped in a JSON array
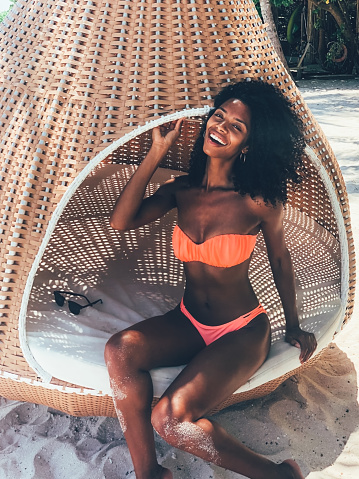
[{"x1": 188, "y1": 80, "x2": 306, "y2": 205}]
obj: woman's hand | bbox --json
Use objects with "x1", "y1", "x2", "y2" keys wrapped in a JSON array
[
  {"x1": 110, "y1": 119, "x2": 183, "y2": 231},
  {"x1": 152, "y1": 119, "x2": 183, "y2": 154},
  {"x1": 285, "y1": 326, "x2": 317, "y2": 364}
]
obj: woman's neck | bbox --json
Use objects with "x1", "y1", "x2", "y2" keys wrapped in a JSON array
[{"x1": 201, "y1": 157, "x2": 235, "y2": 191}]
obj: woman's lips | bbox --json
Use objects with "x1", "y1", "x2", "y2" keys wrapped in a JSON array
[{"x1": 207, "y1": 131, "x2": 227, "y2": 146}]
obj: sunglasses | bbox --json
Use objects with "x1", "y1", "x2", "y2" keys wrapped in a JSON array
[{"x1": 53, "y1": 290, "x2": 103, "y2": 315}]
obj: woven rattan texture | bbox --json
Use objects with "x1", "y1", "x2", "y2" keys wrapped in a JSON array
[{"x1": 0, "y1": 0, "x2": 355, "y2": 414}]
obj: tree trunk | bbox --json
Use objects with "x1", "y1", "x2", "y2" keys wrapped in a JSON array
[
  {"x1": 312, "y1": 0, "x2": 358, "y2": 68},
  {"x1": 259, "y1": 0, "x2": 291, "y2": 72},
  {"x1": 317, "y1": 8, "x2": 327, "y2": 65},
  {"x1": 307, "y1": 0, "x2": 315, "y2": 63}
]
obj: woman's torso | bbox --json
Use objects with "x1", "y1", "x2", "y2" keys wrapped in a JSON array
[{"x1": 173, "y1": 176, "x2": 265, "y2": 326}]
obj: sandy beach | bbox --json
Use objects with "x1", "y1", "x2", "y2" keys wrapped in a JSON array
[{"x1": 0, "y1": 77, "x2": 358, "y2": 479}]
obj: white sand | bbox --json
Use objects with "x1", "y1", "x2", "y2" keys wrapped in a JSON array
[{"x1": 0, "y1": 77, "x2": 358, "y2": 479}]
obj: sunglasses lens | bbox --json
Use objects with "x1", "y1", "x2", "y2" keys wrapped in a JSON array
[
  {"x1": 54, "y1": 292, "x2": 65, "y2": 307},
  {"x1": 68, "y1": 301, "x2": 81, "y2": 315}
]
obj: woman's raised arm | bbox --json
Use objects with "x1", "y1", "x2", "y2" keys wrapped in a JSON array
[
  {"x1": 260, "y1": 204, "x2": 317, "y2": 363},
  {"x1": 110, "y1": 119, "x2": 183, "y2": 231}
]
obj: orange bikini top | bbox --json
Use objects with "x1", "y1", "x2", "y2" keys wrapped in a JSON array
[{"x1": 172, "y1": 225, "x2": 257, "y2": 268}]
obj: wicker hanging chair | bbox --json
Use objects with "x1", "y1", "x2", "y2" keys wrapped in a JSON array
[{"x1": 0, "y1": 0, "x2": 355, "y2": 417}]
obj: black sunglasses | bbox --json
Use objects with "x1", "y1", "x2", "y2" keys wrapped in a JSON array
[{"x1": 53, "y1": 290, "x2": 103, "y2": 315}]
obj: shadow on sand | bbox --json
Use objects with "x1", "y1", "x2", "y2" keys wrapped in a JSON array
[{"x1": 210, "y1": 343, "x2": 358, "y2": 477}]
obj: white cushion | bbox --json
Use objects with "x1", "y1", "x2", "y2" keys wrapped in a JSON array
[{"x1": 27, "y1": 298, "x2": 343, "y2": 397}]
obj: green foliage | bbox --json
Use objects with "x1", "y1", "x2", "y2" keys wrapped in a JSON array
[
  {"x1": 334, "y1": 25, "x2": 345, "y2": 42},
  {"x1": 271, "y1": 0, "x2": 296, "y2": 7},
  {"x1": 326, "y1": 41, "x2": 345, "y2": 61},
  {"x1": 0, "y1": 11, "x2": 8, "y2": 23},
  {"x1": 254, "y1": 0, "x2": 296, "y2": 7},
  {"x1": 326, "y1": 26, "x2": 344, "y2": 59},
  {"x1": 314, "y1": 17, "x2": 325, "y2": 30}
]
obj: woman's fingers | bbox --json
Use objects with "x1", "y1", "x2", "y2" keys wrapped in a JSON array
[
  {"x1": 161, "y1": 119, "x2": 184, "y2": 139},
  {"x1": 153, "y1": 119, "x2": 184, "y2": 142},
  {"x1": 286, "y1": 329, "x2": 317, "y2": 364},
  {"x1": 174, "y1": 118, "x2": 184, "y2": 132},
  {"x1": 297, "y1": 332, "x2": 317, "y2": 364},
  {"x1": 301, "y1": 332, "x2": 317, "y2": 363}
]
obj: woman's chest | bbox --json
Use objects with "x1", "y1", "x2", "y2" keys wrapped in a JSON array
[{"x1": 175, "y1": 188, "x2": 261, "y2": 240}]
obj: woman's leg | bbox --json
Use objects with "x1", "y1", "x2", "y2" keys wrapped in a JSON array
[
  {"x1": 104, "y1": 306, "x2": 206, "y2": 479},
  {"x1": 151, "y1": 314, "x2": 304, "y2": 479}
]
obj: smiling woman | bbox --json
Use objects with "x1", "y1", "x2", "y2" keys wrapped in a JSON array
[
  {"x1": 105, "y1": 80, "x2": 313, "y2": 479},
  {"x1": 188, "y1": 81, "x2": 305, "y2": 206},
  {"x1": 204, "y1": 99, "x2": 251, "y2": 163}
]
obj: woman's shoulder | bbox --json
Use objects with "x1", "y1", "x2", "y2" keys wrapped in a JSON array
[
  {"x1": 156, "y1": 174, "x2": 190, "y2": 196},
  {"x1": 174, "y1": 174, "x2": 190, "y2": 185},
  {"x1": 246, "y1": 194, "x2": 284, "y2": 222},
  {"x1": 163, "y1": 174, "x2": 190, "y2": 189}
]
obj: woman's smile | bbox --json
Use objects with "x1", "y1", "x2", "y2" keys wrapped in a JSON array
[{"x1": 207, "y1": 130, "x2": 227, "y2": 146}]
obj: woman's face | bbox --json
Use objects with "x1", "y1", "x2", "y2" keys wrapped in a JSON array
[{"x1": 203, "y1": 98, "x2": 251, "y2": 162}]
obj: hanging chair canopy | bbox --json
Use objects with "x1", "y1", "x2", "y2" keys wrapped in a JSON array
[{"x1": 0, "y1": 0, "x2": 355, "y2": 417}]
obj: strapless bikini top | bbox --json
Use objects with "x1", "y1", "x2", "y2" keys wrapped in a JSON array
[{"x1": 172, "y1": 225, "x2": 257, "y2": 268}]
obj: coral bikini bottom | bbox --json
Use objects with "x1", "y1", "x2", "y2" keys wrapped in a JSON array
[{"x1": 180, "y1": 298, "x2": 267, "y2": 346}]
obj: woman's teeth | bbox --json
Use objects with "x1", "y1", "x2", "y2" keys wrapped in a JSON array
[{"x1": 209, "y1": 133, "x2": 226, "y2": 145}]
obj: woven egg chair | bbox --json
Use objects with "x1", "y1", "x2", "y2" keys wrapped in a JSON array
[{"x1": 0, "y1": 0, "x2": 355, "y2": 417}]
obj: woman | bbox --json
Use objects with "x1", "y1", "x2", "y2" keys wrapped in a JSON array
[{"x1": 105, "y1": 80, "x2": 317, "y2": 479}]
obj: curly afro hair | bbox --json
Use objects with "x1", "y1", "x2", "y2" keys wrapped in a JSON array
[{"x1": 188, "y1": 80, "x2": 306, "y2": 205}]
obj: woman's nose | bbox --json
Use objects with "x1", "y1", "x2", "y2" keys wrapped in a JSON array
[{"x1": 218, "y1": 120, "x2": 227, "y2": 131}]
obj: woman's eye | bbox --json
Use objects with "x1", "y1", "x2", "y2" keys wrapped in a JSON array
[
  {"x1": 233, "y1": 124, "x2": 241, "y2": 131},
  {"x1": 215, "y1": 113, "x2": 223, "y2": 119}
]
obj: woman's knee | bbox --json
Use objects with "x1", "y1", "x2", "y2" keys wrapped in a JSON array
[
  {"x1": 104, "y1": 329, "x2": 145, "y2": 368},
  {"x1": 151, "y1": 398, "x2": 218, "y2": 457},
  {"x1": 151, "y1": 396, "x2": 192, "y2": 443}
]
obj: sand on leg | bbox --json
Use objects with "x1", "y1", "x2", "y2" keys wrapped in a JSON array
[
  {"x1": 104, "y1": 307, "x2": 206, "y2": 479},
  {"x1": 151, "y1": 314, "x2": 304, "y2": 479}
]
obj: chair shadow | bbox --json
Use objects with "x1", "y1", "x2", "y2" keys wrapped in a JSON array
[{"x1": 211, "y1": 343, "x2": 358, "y2": 476}]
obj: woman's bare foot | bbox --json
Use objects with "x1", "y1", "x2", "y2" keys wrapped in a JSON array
[{"x1": 278, "y1": 459, "x2": 305, "y2": 479}]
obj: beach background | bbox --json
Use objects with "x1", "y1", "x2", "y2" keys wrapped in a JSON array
[{"x1": 0, "y1": 77, "x2": 358, "y2": 478}]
